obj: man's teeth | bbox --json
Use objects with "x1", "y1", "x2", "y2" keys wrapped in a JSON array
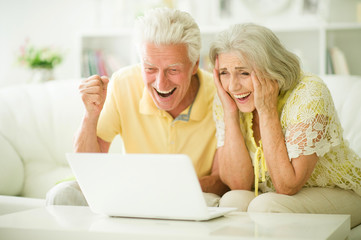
[
  {"x1": 234, "y1": 92, "x2": 251, "y2": 99},
  {"x1": 156, "y1": 88, "x2": 176, "y2": 94},
  {"x1": 155, "y1": 87, "x2": 177, "y2": 98}
]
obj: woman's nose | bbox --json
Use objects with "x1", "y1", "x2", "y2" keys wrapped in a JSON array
[{"x1": 228, "y1": 75, "x2": 240, "y2": 92}]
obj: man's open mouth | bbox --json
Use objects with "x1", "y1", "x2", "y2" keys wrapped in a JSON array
[{"x1": 155, "y1": 87, "x2": 177, "y2": 98}]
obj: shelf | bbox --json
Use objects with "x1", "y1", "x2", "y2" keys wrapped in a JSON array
[
  {"x1": 325, "y1": 22, "x2": 361, "y2": 30},
  {"x1": 78, "y1": 22, "x2": 361, "y2": 77}
]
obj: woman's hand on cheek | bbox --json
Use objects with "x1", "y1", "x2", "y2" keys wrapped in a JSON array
[
  {"x1": 213, "y1": 57, "x2": 238, "y2": 115},
  {"x1": 251, "y1": 71, "x2": 279, "y2": 115}
]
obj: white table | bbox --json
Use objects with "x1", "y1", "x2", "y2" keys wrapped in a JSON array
[{"x1": 0, "y1": 206, "x2": 350, "y2": 240}]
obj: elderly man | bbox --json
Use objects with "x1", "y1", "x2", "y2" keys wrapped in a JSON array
[{"x1": 46, "y1": 7, "x2": 229, "y2": 206}]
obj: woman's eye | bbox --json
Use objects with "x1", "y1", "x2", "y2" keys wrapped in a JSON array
[{"x1": 241, "y1": 72, "x2": 250, "y2": 76}]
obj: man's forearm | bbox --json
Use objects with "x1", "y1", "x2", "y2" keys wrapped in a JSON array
[{"x1": 73, "y1": 114, "x2": 101, "y2": 153}]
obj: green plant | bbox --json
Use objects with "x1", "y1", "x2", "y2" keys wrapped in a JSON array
[{"x1": 18, "y1": 41, "x2": 63, "y2": 69}]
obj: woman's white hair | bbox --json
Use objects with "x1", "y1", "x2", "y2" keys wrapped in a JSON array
[
  {"x1": 209, "y1": 23, "x2": 301, "y2": 92},
  {"x1": 134, "y1": 7, "x2": 201, "y2": 65}
]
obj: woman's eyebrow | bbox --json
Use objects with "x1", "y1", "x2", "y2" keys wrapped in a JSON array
[
  {"x1": 219, "y1": 66, "x2": 247, "y2": 71},
  {"x1": 235, "y1": 67, "x2": 247, "y2": 70}
]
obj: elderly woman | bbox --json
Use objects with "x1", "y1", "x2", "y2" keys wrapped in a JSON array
[{"x1": 210, "y1": 23, "x2": 361, "y2": 228}]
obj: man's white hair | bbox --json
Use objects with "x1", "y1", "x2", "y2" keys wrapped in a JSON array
[{"x1": 134, "y1": 7, "x2": 201, "y2": 65}]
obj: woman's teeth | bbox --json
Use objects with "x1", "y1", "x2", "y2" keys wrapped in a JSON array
[
  {"x1": 234, "y1": 92, "x2": 251, "y2": 99},
  {"x1": 156, "y1": 87, "x2": 176, "y2": 98}
]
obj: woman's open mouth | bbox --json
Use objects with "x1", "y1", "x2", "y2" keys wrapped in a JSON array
[
  {"x1": 155, "y1": 87, "x2": 177, "y2": 98},
  {"x1": 234, "y1": 92, "x2": 251, "y2": 103}
]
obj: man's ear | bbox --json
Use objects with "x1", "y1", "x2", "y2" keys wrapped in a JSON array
[{"x1": 192, "y1": 59, "x2": 200, "y2": 75}]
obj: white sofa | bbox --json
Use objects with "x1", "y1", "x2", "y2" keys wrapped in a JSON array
[
  {"x1": 0, "y1": 79, "x2": 123, "y2": 214},
  {"x1": 0, "y1": 76, "x2": 360, "y2": 238}
]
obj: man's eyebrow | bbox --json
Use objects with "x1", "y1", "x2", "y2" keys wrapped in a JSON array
[
  {"x1": 142, "y1": 61, "x2": 183, "y2": 68},
  {"x1": 143, "y1": 60, "x2": 155, "y2": 67},
  {"x1": 168, "y1": 63, "x2": 182, "y2": 67}
]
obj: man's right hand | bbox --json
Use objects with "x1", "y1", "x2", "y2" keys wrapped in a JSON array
[{"x1": 79, "y1": 75, "x2": 109, "y2": 116}]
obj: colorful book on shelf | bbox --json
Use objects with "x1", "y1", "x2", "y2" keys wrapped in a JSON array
[
  {"x1": 82, "y1": 49, "x2": 125, "y2": 78},
  {"x1": 87, "y1": 49, "x2": 98, "y2": 76},
  {"x1": 95, "y1": 50, "x2": 108, "y2": 76},
  {"x1": 329, "y1": 46, "x2": 350, "y2": 75}
]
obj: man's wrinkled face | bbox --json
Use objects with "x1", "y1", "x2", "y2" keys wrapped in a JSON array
[{"x1": 140, "y1": 43, "x2": 197, "y2": 115}]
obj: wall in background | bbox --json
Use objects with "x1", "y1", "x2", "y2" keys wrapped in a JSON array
[
  {"x1": 0, "y1": 0, "x2": 99, "y2": 87},
  {"x1": 0, "y1": 0, "x2": 360, "y2": 87}
]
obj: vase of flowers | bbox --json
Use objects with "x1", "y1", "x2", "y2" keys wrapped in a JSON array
[
  {"x1": 31, "y1": 67, "x2": 54, "y2": 83},
  {"x1": 18, "y1": 41, "x2": 63, "y2": 83}
]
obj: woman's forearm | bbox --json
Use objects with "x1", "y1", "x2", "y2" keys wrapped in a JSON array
[
  {"x1": 259, "y1": 110, "x2": 305, "y2": 195},
  {"x1": 218, "y1": 114, "x2": 254, "y2": 190}
]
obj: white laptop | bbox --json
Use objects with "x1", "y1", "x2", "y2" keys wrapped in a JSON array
[{"x1": 66, "y1": 153, "x2": 236, "y2": 221}]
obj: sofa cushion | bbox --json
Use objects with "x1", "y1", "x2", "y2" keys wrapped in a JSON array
[
  {"x1": 0, "y1": 79, "x2": 124, "y2": 198},
  {"x1": 0, "y1": 80, "x2": 83, "y2": 198},
  {"x1": 0, "y1": 134, "x2": 24, "y2": 195},
  {"x1": 322, "y1": 75, "x2": 361, "y2": 156}
]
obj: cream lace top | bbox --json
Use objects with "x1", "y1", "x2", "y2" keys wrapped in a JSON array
[{"x1": 213, "y1": 74, "x2": 361, "y2": 196}]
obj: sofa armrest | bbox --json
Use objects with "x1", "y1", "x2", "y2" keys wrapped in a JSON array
[
  {"x1": 0, "y1": 134, "x2": 24, "y2": 195},
  {"x1": 0, "y1": 195, "x2": 44, "y2": 215}
]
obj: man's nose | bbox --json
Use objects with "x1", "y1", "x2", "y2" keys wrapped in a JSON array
[{"x1": 155, "y1": 70, "x2": 167, "y2": 90}]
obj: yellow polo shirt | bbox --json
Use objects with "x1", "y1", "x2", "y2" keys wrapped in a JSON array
[{"x1": 97, "y1": 64, "x2": 216, "y2": 178}]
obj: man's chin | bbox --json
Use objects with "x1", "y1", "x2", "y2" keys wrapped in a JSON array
[
  {"x1": 155, "y1": 102, "x2": 174, "y2": 112},
  {"x1": 152, "y1": 94, "x2": 177, "y2": 110}
]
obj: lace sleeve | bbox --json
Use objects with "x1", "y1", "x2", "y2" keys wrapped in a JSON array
[
  {"x1": 282, "y1": 77, "x2": 343, "y2": 159},
  {"x1": 213, "y1": 94, "x2": 225, "y2": 148}
]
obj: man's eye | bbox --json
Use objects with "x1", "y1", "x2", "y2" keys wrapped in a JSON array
[
  {"x1": 242, "y1": 72, "x2": 250, "y2": 76},
  {"x1": 219, "y1": 71, "x2": 227, "y2": 75},
  {"x1": 145, "y1": 68, "x2": 156, "y2": 73},
  {"x1": 168, "y1": 69, "x2": 179, "y2": 75}
]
